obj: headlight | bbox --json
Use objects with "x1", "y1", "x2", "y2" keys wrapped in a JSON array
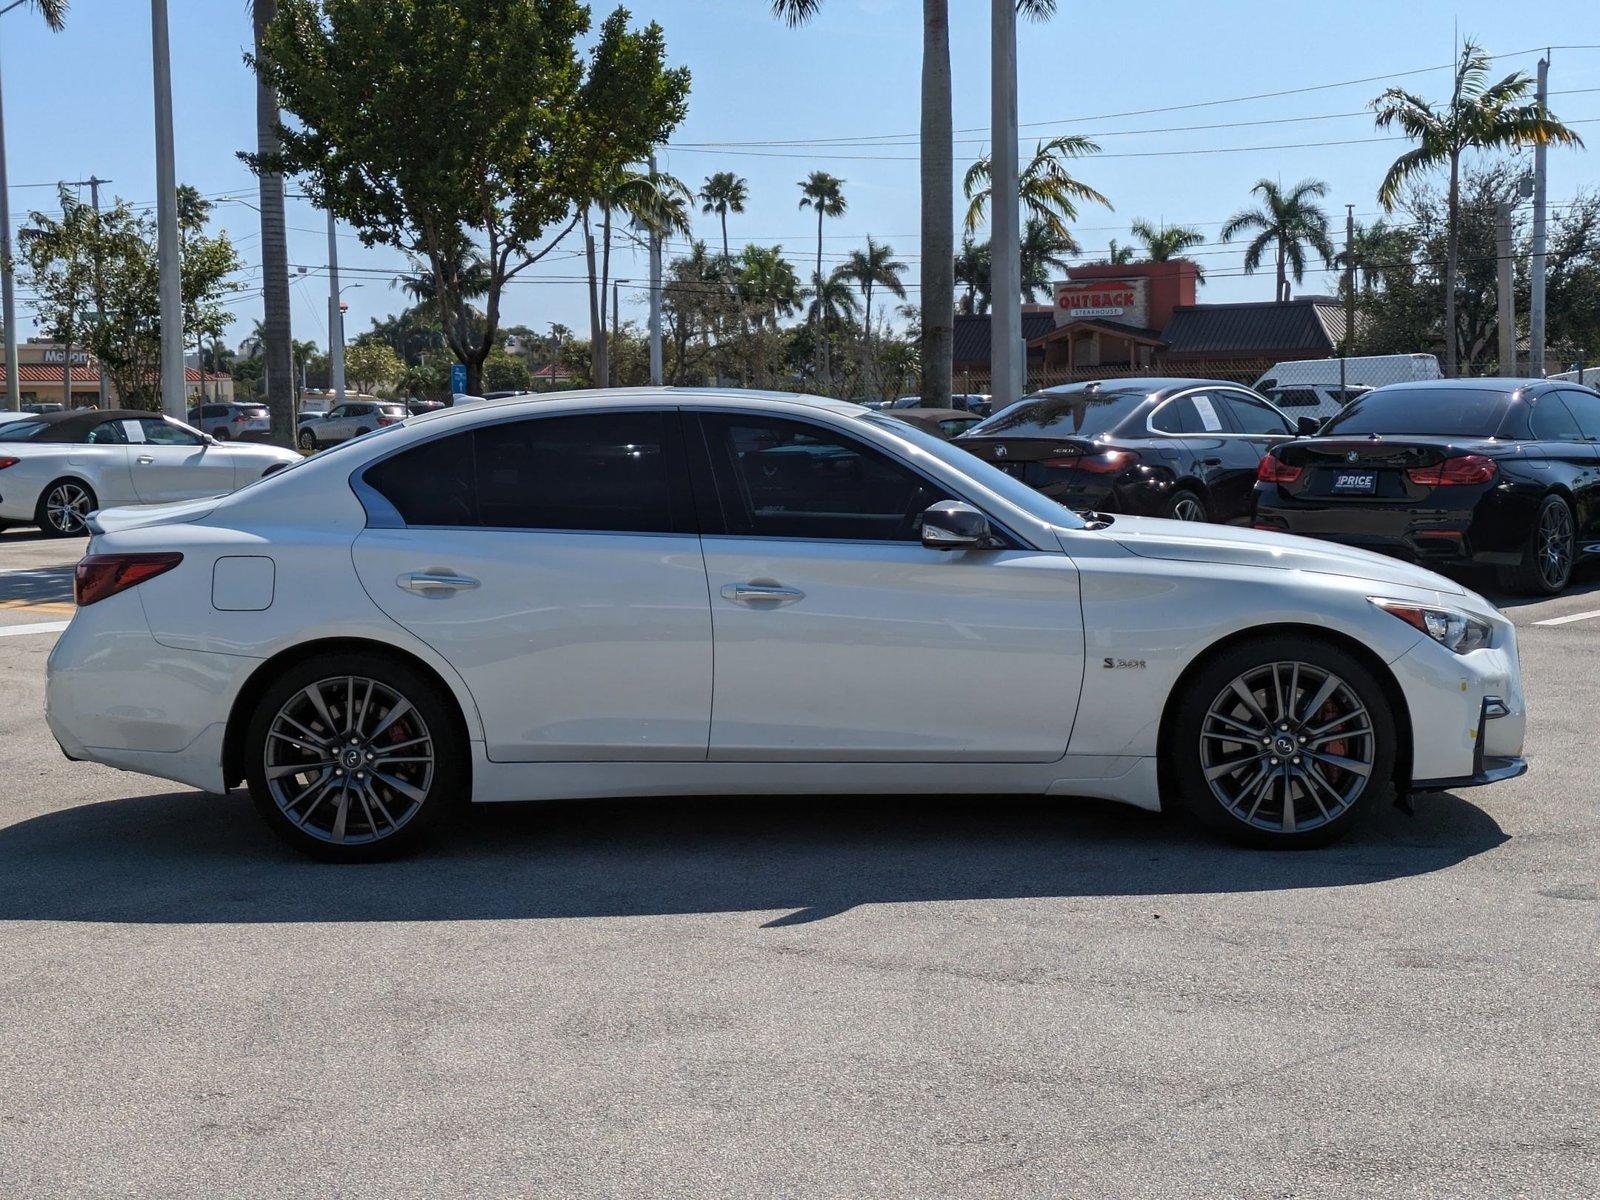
[{"x1": 1371, "y1": 598, "x2": 1493, "y2": 654}]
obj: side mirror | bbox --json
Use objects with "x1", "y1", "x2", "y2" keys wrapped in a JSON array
[
  {"x1": 1295, "y1": 417, "x2": 1322, "y2": 437},
  {"x1": 921, "y1": 500, "x2": 998, "y2": 551}
]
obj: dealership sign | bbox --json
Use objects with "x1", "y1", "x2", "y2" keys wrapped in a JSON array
[{"x1": 1055, "y1": 280, "x2": 1138, "y2": 320}]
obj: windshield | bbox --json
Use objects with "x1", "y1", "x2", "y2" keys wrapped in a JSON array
[
  {"x1": 862, "y1": 413, "x2": 1085, "y2": 530},
  {"x1": 1319, "y1": 388, "x2": 1512, "y2": 438},
  {"x1": 966, "y1": 389, "x2": 1150, "y2": 438}
]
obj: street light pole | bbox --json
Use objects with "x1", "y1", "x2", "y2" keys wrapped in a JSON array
[
  {"x1": 647, "y1": 152, "x2": 663, "y2": 387},
  {"x1": 1529, "y1": 54, "x2": 1550, "y2": 377},
  {"x1": 326, "y1": 209, "x2": 346, "y2": 403},
  {"x1": 0, "y1": 14, "x2": 19, "y2": 411},
  {"x1": 988, "y1": 0, "x2": 1022, "y2": 407},
  {"x1": 150, "y1": 0, "x2": 185, "y2": 419}
]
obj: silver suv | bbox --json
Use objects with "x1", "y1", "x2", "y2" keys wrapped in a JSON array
[
  {"x1": 297, "y1": 400, "x2": 408, "y2": 451},
  {"x1": 187, "y1": 402, "x2": 271, "y2": 441}
]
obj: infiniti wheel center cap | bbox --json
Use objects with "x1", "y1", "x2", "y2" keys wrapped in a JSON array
[
  {"x1": 341, "y1": 748, "x2": 364, "y2": 770},
  {"x1": 1274, "y1": 734, "x2": 1297, "y2": 758}
]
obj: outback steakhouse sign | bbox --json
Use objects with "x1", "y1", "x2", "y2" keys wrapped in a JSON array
[{"x1": 1055, "y1": 280, "x2": 1139, "y2": 320}]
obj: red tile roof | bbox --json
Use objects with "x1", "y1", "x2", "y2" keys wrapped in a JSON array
[{"x1": 0, "y1": 365, "x2": 231, "y2": 383}]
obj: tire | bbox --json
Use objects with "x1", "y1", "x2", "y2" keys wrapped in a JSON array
[
  {"x1": 298, "y1": 429, "x2": 317, "y2": 453},
  {"x1": 1164, "y1": 488, "x2": 1208, "y2": 523},
  {"x1": 244, "y1": 652, "x2": 467, "y2": 862},
  {"x1": 1167, "y1": 635, "x2": 1395, "y2": 849},
  {"x1": 33, "y1": 478, "x2": 97, "y2": 538},
  {"x1": 1496, "y1": 494, "x2": 1574, "y2": 596},
  {"x1": 354, "y1": 427, "x2": 372, "y2": 438},
  {"x1": 212, "y1": 427, "x2": 231, "y2": 441}
]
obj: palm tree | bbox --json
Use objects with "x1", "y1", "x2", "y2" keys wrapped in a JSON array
[
  {"x1": 804, "y1": 268, "x2": 861, "y2": 392},
  {"x1": 1220, "y1": 179, "x2": 1336, "y2": 304},
  {"x1": 1104, "y1": 238, "x2": 1135, "y2": 265},
  {"x1": 798, "y1": 170, "x2": 847, "y2": 383},
  {"x1": 773, "y1": 1, "x2": 1060, "y2": 409},
  {"x1": 953, "y1": 235, "x2": 990, "y2": 315},
  {"x1": 1018, "y1": 217, "x2": 1074, "y2": 303},
  {"x1": 1130, "y1": 219, "x2": 1207, "y2": 282},
  {"x1": 1372, "y1": 39, "x2": 1583, "y2": 377},
  {"x1": 964, "y1": 134, "x2": 1110, "y2": 241},
  {"x1": 1336, "y1": 219, "x2": 1413, "y2": 293},
  {"x1": 738, "y1": 244, "x2": 802, "y2": 330},
  {"x1": 698, "y1": 172, "x2": 748, "y2": 260},
  {"x1": 248, "y1": 0, "x2": 295, "y2": 446},
  {"x1": 838, "y1": 237, "x2": 908, "y2": 394}
]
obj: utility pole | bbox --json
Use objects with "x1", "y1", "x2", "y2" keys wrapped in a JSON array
[
  {"x1": 647, "y1": 152, "x2": 663, "y2": 386},
  {"x1": 62, "y1": 176, "x2": 112, "y2": 409},
  {"x1": 988, "y1": 0, "x2": 1022, "y2": 407},
  {"x1": 1496, "y1": 200, "x2": 1516, "y2": 377},
  {"x1": 0, "y1": 16, "x2": 16, "y2": 410},
  {"x1": 326, "y1": 209, "x2": 346, "y2": 403},
  {"x1": 1529, "y1": 53, "x2": 1550, "y2": 377},
  {"x1": 150, "y1": 0, "x2": 185, "y2": 419},
  {"x1": 1342, "y1": 204, "x2": 1355, "y2": 397}
]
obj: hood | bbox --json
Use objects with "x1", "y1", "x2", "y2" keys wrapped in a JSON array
[
  {"x1": 86, "y1": 497, "x2": 219, "y2": 535},
  {"x1": 1102, "y1": 514, "x2": 1467, "y2": 595}
]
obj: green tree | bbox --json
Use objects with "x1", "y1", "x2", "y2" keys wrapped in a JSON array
[
  {"x1": 483, "y1": 350, "x2": 533, "y2": 392},
  {"x1": 1372, "y1": 38, "x2": 1583, "y2": 376},
  {"x1": 250, "y1": 0, "x2": 690, "y2": 395},
  {"x1": 1018, "y1": 217, "x2": 1074, "y2": 303},
  {"x1": 344, "y1": 340, "x2": 403, "y2": 394},
  {"x1": 1103, "y1": 238, "x2": 1135, "y2": 265},
  {"x1": 1220, "y1": 178, "x2": 1335, "y2": 304},
  {"x1": 953, "y1": 235, "x2": 990, "y2": 315},
  {"x1": 738, "y1": 244, "x2": 803, "y2": 329},
  {"x1": 698, "y1": 171, "x2": 748, "y2": 259},
  {"x1": 798, "y1": 170, "x2": 846, "y2": 384},
  {"x1": 838, "y1": 236, "x2": 907, "y2": 393},
  {"x1": 964, "y1": 134, "x2": 1110, "y2": 246},
  {"x1": 1129, "y1": 218, "x2": 1206, "y2": 282},
  {"x1": 773, "y1": 0, "x2": 1059, "y2": 408}
]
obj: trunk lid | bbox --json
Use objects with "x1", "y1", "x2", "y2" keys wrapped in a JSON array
[
  {"x1": 957, "y1": 435, "x2": 1125, "y2": 487},
  {"x1": 1271, "y1": 436, "x2": 1507, "y2": 501}
]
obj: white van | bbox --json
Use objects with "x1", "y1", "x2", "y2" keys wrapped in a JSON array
[{"x1": 1254, "y1": 353, "x2": 1442, "y2": 423}]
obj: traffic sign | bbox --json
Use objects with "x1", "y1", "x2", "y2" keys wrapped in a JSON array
[{"x1": 450, "y1": 362, "x2": 467, "y2": 394}]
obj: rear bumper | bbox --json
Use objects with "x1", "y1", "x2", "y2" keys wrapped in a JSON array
[{"x1": 1253, "y1": 487, "x2": 1521, "y2": 567}]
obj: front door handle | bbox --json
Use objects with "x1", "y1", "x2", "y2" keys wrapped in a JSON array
[
  {"x1": 1199, "y1": 457, "x2": 1222, "y2": 467},
  {"x1": 721, "y1": 582, "x2": 805, "y2": 606},
  {"x1": 136, "y1": 455, "x2": 155, "y2": 465},
  {"x1": 398, "y1": 570, "x2": 480, "y2": 595}
]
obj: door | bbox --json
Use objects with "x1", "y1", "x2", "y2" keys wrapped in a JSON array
[
  {"x1": 351, "y1": 408, "x2": 714, "y2": 761},
  {"x1": 1541, "y1": 391, "x2": 1600, "y2": 546},
  {"x1": 690, "y1": 411, "x2": 1084, "y2": 762},
  {"x1": 127, "y1": 417, "x2": 238, "y2": 503},
  {"x1": 1211, "y1": 388, "x2": 1296, "y2": 522}
]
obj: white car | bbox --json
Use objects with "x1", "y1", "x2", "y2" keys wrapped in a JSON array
[
  {"x1": 0, "y1": 408, "x2": 300, "y2": 536},
  {"x1": 45, "y1": 389, "x2": 1526, "y2": 861}
]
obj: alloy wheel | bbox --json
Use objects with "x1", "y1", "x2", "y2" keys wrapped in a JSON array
[
  {"x1": 1198, "y1": 660, "x2": 1375, "y2": 834},
  {"x1": 44, "y1": 483, "x2": 92, "y2": 534},
  {"x1": 1171, "y1": 496, "x2": 1205, "y2": 522},
  {"x1": 263, "y1": 675, "x2": 435, "y2": 846},
  {"x1": 1538, "y1": 502, "x2": 1573, "y2": 590}
]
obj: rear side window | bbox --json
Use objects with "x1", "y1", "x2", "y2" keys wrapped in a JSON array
[
  {"x1": 697, "y1": 413, "x2": 948, "y2": 542},
  {"x1": 968, "y1": 389, "x2": 1150, "y2": 438},
  {"x1": 1267, "y1": 387, "x2": 1322, "y2": 409},
  {"x1": 363, "y1": 411, "x2": 687, "y2": 534},
  {"x1": 1151, "y1": 394, "x2": 1225, "y2": 434},
  {"x1": 1528, "y1": 397, "x2": 1584, "y2": 442},
  {"x1": 1320, "y1": 388, "x2": 1511, "y2": 438}
]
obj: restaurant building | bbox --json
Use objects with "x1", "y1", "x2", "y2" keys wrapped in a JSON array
[{"x1": 0, "y1": 339, "x2": 233, "y2": 407}]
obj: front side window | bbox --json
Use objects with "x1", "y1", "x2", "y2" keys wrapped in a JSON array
[
  {"x1": 362, "y1": 411, "x2": 685, "y2": 534},
  {"x1": 1218, "y1": 391, "x2": 1292, "y2": 435},
  {"x1": 84, "y1": 420, "x2": 128, "y2": 445},
  {"x1": 1555, "y1": 390, "x2": 1600, "y2": 441},
  {"x1": 1528, "y1": 397, "x2": 1584, "y2": 442},
  {"x1": 1266, "y1": 387, "x2": 1321, "y2": 409},
  {"x1": 136, "y1": 418, "x2": 202, "y2": 446},
  {"x1": 698, "y1": 413, "x2": 948, "y2": 541}
]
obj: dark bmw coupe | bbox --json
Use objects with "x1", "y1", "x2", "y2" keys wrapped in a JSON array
[
  {"x1": 955, "y1": 378, "x2": 1309, "y2": 524},
  {"x1": 1253, "y1": 378, "x2": 1600, "y2": 594}
]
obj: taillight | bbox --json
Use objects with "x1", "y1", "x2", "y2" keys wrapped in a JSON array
[
  {"x1": 377, "y1": 416, "x2": 395, "y2": 426},
  {"x1": 1045, "y1": 449, "x2": 1138, "y2": 474},
  {"x1": 74, "y1": 553, "x2": 183, "y2": 607},
  {"x1": 1257, "y1": 454, "x2": 1302, "y2": 484},
  {"x1": 233, "y1": 413, "x2": 247, "y2": 423},
  {"x1": 0, "y1": 456, "x2": 18, "y2": 470},
  {"x1": 1406, "y1": 455, "x2": 1496, "y2": 486}
]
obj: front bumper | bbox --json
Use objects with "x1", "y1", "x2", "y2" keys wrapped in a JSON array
[
  {"x1": 1411, "y1": 696, "x2": 1528, "y2": 791},
  {"x1": 1389, "y1": 627, "x2": 1527, "y2": 791}
]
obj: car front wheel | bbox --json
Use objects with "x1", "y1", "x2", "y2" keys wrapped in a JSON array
[
  {"x1": 1168, "y1": 636, "x2": 1394, "y2": 848},
  {"x1": 244, "y1": 653, "x2": 466, "y2": 861}
]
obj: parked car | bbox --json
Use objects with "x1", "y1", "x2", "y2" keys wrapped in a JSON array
[
  {"x1": 890, "y1": 407, "x2": 984, "y2": 439},
  {"x1": 297, "y1": 400, "x2": 409, "y2": 451},
  {"x1": 1255, "y1": 354, "x2": 1440, "y2": 423},
  {"x1": 870, "y1": 392, "x2": 992, "y2": 416},
  {"x1": 956, "y1": 378, "x2": 1305, "y2": 524},
  {"x1": 406, "y1": 399, "x2": 446, "y2": 416},
  {"x1": 187, "y1": 401, "x2": 272, "y2": 442},
  {"x1": 22, "y1": 402, "x2": 65, "y2": 415},
  {"x1": 48, "y1": 389, "x2": 1524, "y2": 861},
  {"x1": 0, "y1": 409, "x2": 298, "y2": 536},
  {"x1": 1254, "y1": 378, "x2": 1600, "y2": 595}
]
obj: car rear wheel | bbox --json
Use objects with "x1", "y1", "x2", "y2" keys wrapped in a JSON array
[
  {"x1": 297, "y1": 429, "x2": 317, "y2": 453},
  {"x1": 1497, "y1": 494, "x2": 1573, "y2": 596},
  {"x1": 1168, "y1": 636, "x2": 1394, "y2": 849},
  {"x1": 244, "y1": 653, "x2": 466, "y2": 862},
  {"x1": 212, "y1": 427, "x2": 231, "y2": 441},
  {"x1": 1165, "y1": 489, "x2": 1208, "y2": 522},
  {"x1": 34, "y1": 478, "x2": 96, "y2": 537}
]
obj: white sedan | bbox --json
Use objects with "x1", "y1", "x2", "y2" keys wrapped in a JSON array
[
  {"x1": 0, "y1": 408, "x2": 299, "y2": 536},
  {"x1": 45, "y1": 389, "x2": 1527, "y2": 860}
]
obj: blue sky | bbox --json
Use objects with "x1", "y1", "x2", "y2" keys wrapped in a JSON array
[{"x1": 1, "y1": 0, "x2": 1596, "y2": 352}]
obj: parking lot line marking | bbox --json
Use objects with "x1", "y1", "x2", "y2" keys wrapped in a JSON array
[
  {"x1": 0, "y1": 600, "x2": 76, "y2": 615},
  {"x1": 1533, "y1": 608, "x2": 1600, "y2": 627},
  {"x1": 0, "y1": 620, "x2": 69, "y2": 639}
]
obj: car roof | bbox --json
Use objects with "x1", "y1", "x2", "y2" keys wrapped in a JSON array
[
  {"x1": 1029, "y1": 377, "x2": 1249, "y2": 398},
  {"x1": 892, "y1": 407, "x2": 977, "y2": 419},
  {"x1": 404, "y1": 387, "x2": 867, "y2": 431}
]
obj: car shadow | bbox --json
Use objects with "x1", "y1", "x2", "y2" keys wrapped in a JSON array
[
  {"x1": 0, "y1": 788, "x2": 1507, "y2": 927},
  {"x1": 1476, "y1": 561, "x2": 1600, "y2": 611},
  {"x1": 0, "y1": 563, "x2": 75, "y2": 603}
]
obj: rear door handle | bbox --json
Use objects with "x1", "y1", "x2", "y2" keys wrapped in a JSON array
[
  {"x1": 398, "y1": 570, "x2": 480, "y2": 594},
  {"x1": 1199, "y1": 457, "x2": 1222, "y2": 467},
  {"x1": 721, "y1": 582, "x2": 805, "y2": 606}
]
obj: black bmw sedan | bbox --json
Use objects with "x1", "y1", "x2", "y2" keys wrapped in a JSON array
[
  {"x1": 1253, "y1": 378, "x2": 1600, "y2": 594},
  {"x1": 955, "y1": 378, "x2": 1307, "y2": 524}
]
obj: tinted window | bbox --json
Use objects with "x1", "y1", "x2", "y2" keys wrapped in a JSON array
[
  {"x1": 0, "y1": 419, "x2": 48, "y2": 441},
  {"x1": 1151, "y1": 396, "x2": 1203, "y2": 434},
  {"x1": 136, "y1": 418, "x2": 202, "y2": 446},
  {"x1": 1528, "y1": 397, "x2": 1584, "y2": 442},
  {"x1": 1219, "y1": 391, "x2": 1292, "y2": 435},
  {"x1": 364, "y1": 412, "x2": 683, "y2": 533},
  {"x1": 1320, "y1": 388, "x2": 1511, "y2": 438},
  {"x1": 1556, "y1": 390, "x2": 1600, "y2": 440},
  {"x1": 699, "y1": 413, "x2": 948, "y2": 541},
  {"x1": 1267, "y1": 387, "x2": 1322, "y2": 409},
  {"x1": 84, "y1": 420, "x2": 128, "y2": 445},
  {"x1": 969, "y1": 389, "x2": 1150, "y2": 438}
]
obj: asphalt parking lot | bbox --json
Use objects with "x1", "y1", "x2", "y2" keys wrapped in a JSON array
[{"x1": 1, "y1": 527, "x2": 1596, "y2": 1198}]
